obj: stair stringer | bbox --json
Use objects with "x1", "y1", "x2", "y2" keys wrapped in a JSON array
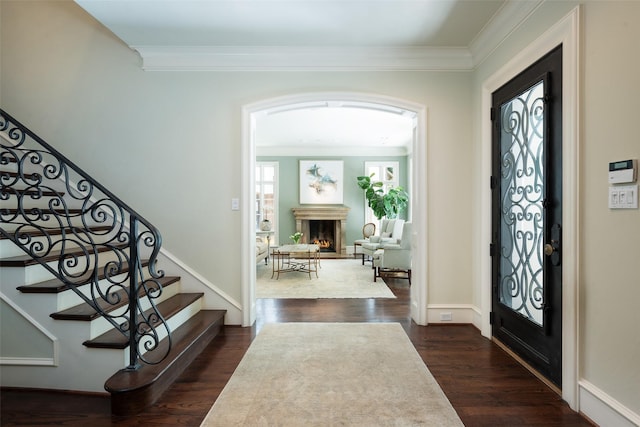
[{"x1": 157, "y1": 248, "x2": 242, "y2": 324}]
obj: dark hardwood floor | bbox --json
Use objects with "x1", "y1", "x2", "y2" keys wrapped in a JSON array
[{"x1": 1, "y1": 271, "x2": 592, "y2": 426}]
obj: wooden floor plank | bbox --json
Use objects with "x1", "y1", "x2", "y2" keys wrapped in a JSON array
[{"x1": 0, "y1": 275, "x2": 593, "y2": 426}]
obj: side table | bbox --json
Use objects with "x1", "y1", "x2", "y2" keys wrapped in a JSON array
[{"x1": 271, "y1": 244, "x2": 320, "y2": 279}]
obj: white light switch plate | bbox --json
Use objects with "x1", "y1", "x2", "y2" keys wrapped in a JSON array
[
  {"x1": 609, "y1": 185, "x2": 638, "y2": 209},
  {"x1": 231, "y1": 198, "x2": 240, "y2": 211}
]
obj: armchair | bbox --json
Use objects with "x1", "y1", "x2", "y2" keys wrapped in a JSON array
[
  {"x1": 353, "y1": 222, "x2": 376, "y2": 259},
  {"x1": 372, "y1": 222, "x2": 412, "y2": 284},
  {"x1": 360, "y1": 219, "x2": 404, "y2": 265}
]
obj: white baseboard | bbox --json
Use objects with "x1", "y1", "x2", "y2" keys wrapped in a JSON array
[
  {"x1": 427, "y1": 304, "x2": 477, "y2": 324},
  {"x1": 579, "y1": 380, "x2": 640, "y2": 427},
  {"x1": 0, "y1": 357, "x2": 56, "y2": 366}
]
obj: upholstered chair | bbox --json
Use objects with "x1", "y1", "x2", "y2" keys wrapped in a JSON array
[
  {"x1": 353, "y1": 222, "x2": 376, "y2": 259},
  {"x1": 372, "y1": 222, "x2": 412, "y2": 284},
  {"x1": 360, "y1": 219, "x2": 405, "y2": 265}
]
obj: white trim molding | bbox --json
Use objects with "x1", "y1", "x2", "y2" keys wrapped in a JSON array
[
  {"x1": 427, "y1": 304, "x2": 479, "y2": 325},
  {"x1": 469, "y1": 0, "x2": 544, "y2": 67},
  {"x1": 130, "y1": 1, "x2": 542, "y2": 72},
  {"x1": 479, "y1": 6, "x2": 581, "y2": 410},
  {"x1": 579, "y1": 380, "x2": 640, "y2": 427},
  {"x1": 134, "y1": 46, "x2": 473, "y2": 72},
  {"x1": 241, "y1": 92, "x2": 428, "y2": 327}
]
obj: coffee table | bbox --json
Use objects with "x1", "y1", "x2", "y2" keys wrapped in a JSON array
[{"x1": 271, "y1": 244, "x2": 320, "y2": 279}]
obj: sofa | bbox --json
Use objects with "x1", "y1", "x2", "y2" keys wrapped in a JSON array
[{"x1": 256, "y1": 237, "x2": 269, "y2": 265}]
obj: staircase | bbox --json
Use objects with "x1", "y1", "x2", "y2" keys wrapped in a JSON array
[{"x1": 0, "y1": 110, "x2": 226, "y2": 416}]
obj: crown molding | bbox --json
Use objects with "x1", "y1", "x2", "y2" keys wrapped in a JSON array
[
  {"x1": 132, "y1": 45, "x2": 473, "y2": 71},
  {"x1": 129, "y1": 0, "x2": 543, "y2": 72},
  {"x1": 469, "y1": 0, "x2": 544, "y2": 68},
  {"x1": 256, "y1": 144, "x2": 409, "y2": 157}
]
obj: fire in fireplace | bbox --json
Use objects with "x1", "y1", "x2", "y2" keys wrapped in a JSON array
[{"x1": 309, "y1": 220, "x2": 335, "y2": 252}]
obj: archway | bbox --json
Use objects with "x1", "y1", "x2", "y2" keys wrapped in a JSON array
[{"x1": 241, "y1": 92, "x2": 428, "y2": 327}]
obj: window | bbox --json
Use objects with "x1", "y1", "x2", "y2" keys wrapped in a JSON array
[
  {"x1": 363, "y1": 161, "x2": 400, "y2": 227},
  {"x1": 256, "y1": 162, "x2": 278, "y2": 242}
]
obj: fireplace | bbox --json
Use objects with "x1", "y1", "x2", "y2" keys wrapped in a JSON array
[
  {"x1": 291, "y1": 206, "x2": 350, "y2": 255},
  {"x1": 309, "y1": 220, "x2": 335, "y2": 252}
]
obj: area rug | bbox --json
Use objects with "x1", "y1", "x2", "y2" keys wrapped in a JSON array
[
  {"x1": 256, "y1": 258, "x2": 395, "y2": 299},
  {"x1": 201, "y1": 323, "x2": 463, "y2": 426}
]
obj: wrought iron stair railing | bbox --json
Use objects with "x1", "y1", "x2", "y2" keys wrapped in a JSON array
[{"x1": 0, "y1": 109, "x2": 170, "y2": 369}]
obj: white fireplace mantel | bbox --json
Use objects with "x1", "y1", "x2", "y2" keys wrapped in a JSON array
[{"x1": 292, "y1": 206, "x2": 350, "y2": 254}]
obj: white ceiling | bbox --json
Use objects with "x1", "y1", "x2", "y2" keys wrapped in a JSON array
[
  {"x1": 75, "y1": 0, "x2": 505, "y2": 48},
  {"x1": 254, "y1": 101, "x2": 417, "y2": 155},
  {"x1": 74, "y1": 0, "x2": 540, "y2": 154}
]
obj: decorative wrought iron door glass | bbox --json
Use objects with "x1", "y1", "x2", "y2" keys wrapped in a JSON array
[{"x1": 499, "y1": 80, "x2": 545, "y2": 327}]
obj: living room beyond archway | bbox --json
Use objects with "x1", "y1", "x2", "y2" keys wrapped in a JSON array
[{"x1": 241, "y1": 93, "x2": 428, "y2": 327}]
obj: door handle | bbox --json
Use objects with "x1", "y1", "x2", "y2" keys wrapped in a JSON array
[
  {"x1": 544, "y1": 242, "x2": 557, "y2": 256},
  {"x1": 545, "y1": 224, "x2": 562, "y2": 266}
]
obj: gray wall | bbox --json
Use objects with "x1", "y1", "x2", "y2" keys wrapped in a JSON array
[{"x1": 0, "y1": 300, "x2": 54, "y2": 359}]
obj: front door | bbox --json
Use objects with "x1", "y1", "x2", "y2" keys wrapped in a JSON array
[{"x1": 491, "y1": 45, "x2": 563, "y2": 387}]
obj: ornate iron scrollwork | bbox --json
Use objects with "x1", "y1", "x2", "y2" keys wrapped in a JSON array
[
  {"x1": 498, "y1": 81, "x2": 546, "y2": 327},
  {"x1": 0, "y1": 109, "x2": 170, "y2": 368}
]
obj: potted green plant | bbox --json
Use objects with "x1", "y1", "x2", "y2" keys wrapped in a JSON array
[
  {"x1": 357, "y1": 174, "x2": 409, "y2": 220},
  {"x1": 289, "y1": 232, "x2": 303, "y2": 244}
]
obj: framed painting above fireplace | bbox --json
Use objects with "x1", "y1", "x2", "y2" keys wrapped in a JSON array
[{"x1": 299, "y1": 160, "x2": 344, "y2": 204}]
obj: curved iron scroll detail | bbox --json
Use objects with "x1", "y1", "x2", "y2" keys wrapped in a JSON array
[
  {"x1": 0, "y1": 109, "x2": 170, "y2": 368},
  {"x1": 498, "y1": 81, "x2": 545, "y2": 327}
]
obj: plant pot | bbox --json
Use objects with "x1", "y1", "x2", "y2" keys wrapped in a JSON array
[{"x1": 260, "y1": 220, "x2": 272, "y2": 231}]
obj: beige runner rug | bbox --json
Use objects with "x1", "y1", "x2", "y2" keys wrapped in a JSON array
[
  {"x1": 200, "y1": 323, "x2": 463, "y2": 426},
  {"x1": 256, "y1": 258, "x2": 395, "y2": 299}
]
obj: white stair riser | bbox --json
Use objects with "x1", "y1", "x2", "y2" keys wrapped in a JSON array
[
  {"x1": 55, "y1": 269, "x2": 146, "y2": 312},
  {"x1": 20, "y1": 248, "x2": 131, "y2": 286},
  {"x1": 1, "y1": 232, "x2": 114, "y2": 258},
  {"x1": 88, "y1": 282, "x2": 181, "y2": 339},
  {"x1": 123, "y1": 297, "x2": 203, "y2": 362}
]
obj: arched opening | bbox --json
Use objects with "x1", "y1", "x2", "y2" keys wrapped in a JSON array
[{"x1": 241, "y1": 92, "x2": 428, "y2": 327}]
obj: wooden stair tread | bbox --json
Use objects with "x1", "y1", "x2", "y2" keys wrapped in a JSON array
[
  {"x1": 0, "y1": 242, "x2": 127, "y2": 267},
  {"x1": 50, "y1": 276, "x2": 180, "y2": 320},
  {"x1": 0, "y1": 225, "x2": 112, "y2": 240},
  {"x1": 16, "y1": 259, "x2": 150, "y2": 293},
  {"x1": 1, "y1": 186, "x2": 64, "y2": 197},
  {"x1": 0, "y1": 208, "x2": 85, "y2": 216},
  {"x1": 105, "y1": 309, "x2": 226, "y2": 416},
  {"x1": 83, "y1": 293, "x2": 204, "y2": 349}
]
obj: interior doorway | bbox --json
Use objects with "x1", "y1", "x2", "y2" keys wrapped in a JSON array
[{"x1": 241, "y1": 92, "x2": 428, "y2": 327}]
